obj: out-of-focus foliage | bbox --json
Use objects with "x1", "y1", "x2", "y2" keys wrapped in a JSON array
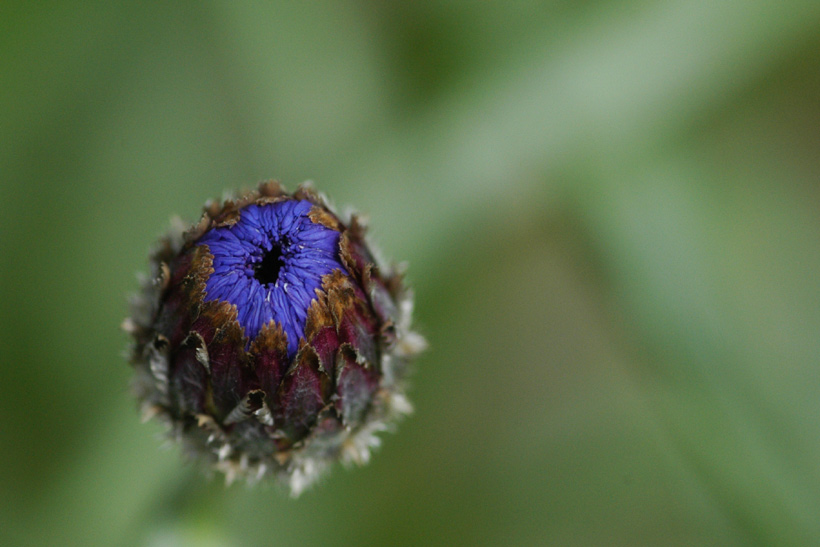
[{"x1": 3, "y1": 1, "x2": 820, "y2": 545}]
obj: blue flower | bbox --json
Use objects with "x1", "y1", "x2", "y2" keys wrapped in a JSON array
[
  {"x1": 125, "y1": 182, "x2": 426, "y2": 494},
  {"x1": 197, "y1": 200, "x2": 346, "y2": 356}
]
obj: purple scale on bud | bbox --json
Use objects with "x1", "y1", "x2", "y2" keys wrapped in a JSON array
[{"x1": 125, "y1": 181, "x2": 426, "y2": 494}]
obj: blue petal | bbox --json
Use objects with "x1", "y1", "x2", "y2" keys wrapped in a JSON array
[{"x1": 196, "y1": 199, "x2": 345, "y2": 356}]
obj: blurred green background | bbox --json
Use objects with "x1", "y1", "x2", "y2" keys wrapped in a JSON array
[{"x1": 3, "y1": 1, "x2": 820, "y2": 545}]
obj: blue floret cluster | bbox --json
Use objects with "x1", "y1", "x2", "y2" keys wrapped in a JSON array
[{"x1": 197, "y1": 199, "x2": 346, "y2": 356}]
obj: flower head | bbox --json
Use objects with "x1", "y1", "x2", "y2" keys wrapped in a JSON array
[{"x1": 124, "y1": 181, "x2": 426, "y2": 494}]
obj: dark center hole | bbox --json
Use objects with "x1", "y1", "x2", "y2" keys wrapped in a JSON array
[{"x1": 253, "y1": 243, "x2": 285, "y2": 285}]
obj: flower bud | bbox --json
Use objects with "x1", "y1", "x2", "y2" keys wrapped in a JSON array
[{"x1": 124, "y1": 181, "x2": 426, "y2": 494}]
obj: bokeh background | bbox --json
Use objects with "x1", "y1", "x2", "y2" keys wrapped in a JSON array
[{"x1": 3, "y1": 1, "x2": 820, "y2": 545}]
